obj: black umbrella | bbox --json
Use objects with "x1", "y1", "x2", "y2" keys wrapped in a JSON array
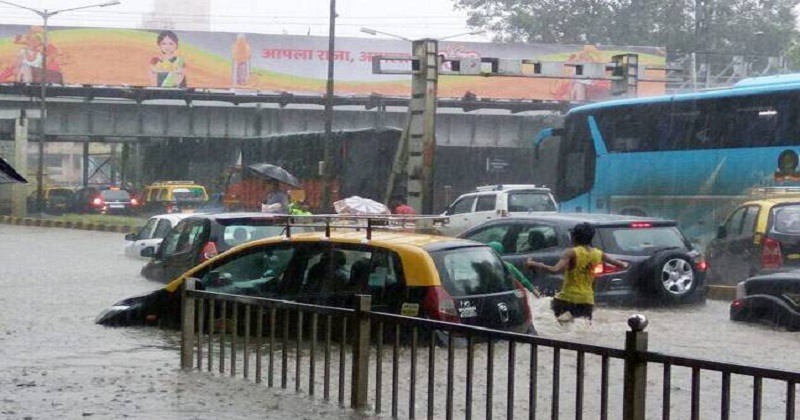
[
  {"x1": 0, "y1": 155, "x2": 27, "y2": 184},
  {"x1": 244, "y1": 163, "x2": 301, "y2": 188}
]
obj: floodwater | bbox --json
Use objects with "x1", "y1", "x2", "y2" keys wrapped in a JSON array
[
  {"x1": 1, "y1": 224, "x2": 798, "y2": 419},
  {"x1": 0, "y1": 225, "x2": 372, "y2": 419}
]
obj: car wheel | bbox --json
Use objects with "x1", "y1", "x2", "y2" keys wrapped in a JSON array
[{"x1": 644, "y1": 250, "x2": 699, "y2": 304}]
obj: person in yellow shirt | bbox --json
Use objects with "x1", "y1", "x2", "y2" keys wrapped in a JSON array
[{"x1": 525, "y1": 223, "x2": 627, "y2": 323}]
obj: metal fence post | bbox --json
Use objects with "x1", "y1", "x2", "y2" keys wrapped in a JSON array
[
  {"x1": 623, "y1": 314, "x2": 649, "y2": 420},
  {"x1": 181, "y1": 278, "x2": 198, "y2": 370},
  {"x1": 351, "y1": 294, "x2": 372, "y2": 409}
]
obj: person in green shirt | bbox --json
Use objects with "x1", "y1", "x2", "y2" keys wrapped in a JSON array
[
  {"x1": 525, "y1": 223, "x2": 627, "y2": 323},
  {"x1": 487, "y1": 241, "x2": 540, "y2": 297}
]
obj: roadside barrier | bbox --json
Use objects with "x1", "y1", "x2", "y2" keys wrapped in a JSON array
[
  {"x1": 180, "y1": 280, "x2": 799, "y2": 419},
  {"x1": 0, "y1": 216, "x2": 136, "y2": 234}
]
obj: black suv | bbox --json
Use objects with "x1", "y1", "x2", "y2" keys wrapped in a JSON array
[
  {"x1": 460, "y1": 213, "x2": 708, "y2": 305},
  {"x1": 139, "y1": 212, "x2": 313, "y2": 283}
]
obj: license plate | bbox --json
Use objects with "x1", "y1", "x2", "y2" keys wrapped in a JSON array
[{"x1": 110, "y1": 204, "x2": 124, "y2": 208}]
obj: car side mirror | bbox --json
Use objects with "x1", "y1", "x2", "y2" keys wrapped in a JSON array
[
  {"x1": 716, "y1": 225, "x2": 727, "y2": 239},
  {"x1": 140, "y1": 246, "x2": 156, "y2": 258},
  {"x1": 125, "y1": 232, "x2": 137, "y2": 241}
]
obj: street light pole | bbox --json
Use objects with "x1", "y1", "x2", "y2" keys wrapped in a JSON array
[
  {"x1": 322, "y1": 0, "x2": 336, "y2": 212},
  {"x1": 0, "y1": 0, "x2": 121, "y2": 214}
]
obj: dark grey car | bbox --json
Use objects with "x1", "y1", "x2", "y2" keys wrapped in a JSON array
[
  {"x1": 139, "y1": 212, "x2": 307, "y2": 283},
  {"x1": 459, "y1": 213, "x2": 708, "y2": 305}
]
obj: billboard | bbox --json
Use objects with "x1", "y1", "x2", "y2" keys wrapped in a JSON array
[{"x1": 0, "y1": 25, "x2": 666, "y2": 101}]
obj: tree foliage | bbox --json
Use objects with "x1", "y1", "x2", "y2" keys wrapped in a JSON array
[{"x1": 454, "y1": 0, "x2": 799, "y2": 58}]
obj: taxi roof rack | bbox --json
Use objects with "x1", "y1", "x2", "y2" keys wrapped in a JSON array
[
  {"x1": 280, "y1": 214, "x2": 450, "y2": 240},
  {"x1": 151, "y1": 180, "x2": 196, "y2": 185},
  {"x1": 474, "y1": 184, "x2": 550, "y2": 192},
  {"x1": 748, "y1": 186, "x2": 800, "y2": 196}
]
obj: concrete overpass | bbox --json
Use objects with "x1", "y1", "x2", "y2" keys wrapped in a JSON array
[{"x1": 0, "y1": 84, "x2": 569, "y2": 215}]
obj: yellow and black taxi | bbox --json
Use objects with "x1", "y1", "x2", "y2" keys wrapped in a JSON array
[
  {"x1": 706, "y1": 190, "x2": 800, "y2": 286},
  {"x1": 96, "y1": 215, "x2": 535, "y2": 336},
  {"x1": 26, "y1": 185, "x2": 76, "y2": 214},
  {"x1": 140, "y1": 180, "x2": 209, "y2": 215}
]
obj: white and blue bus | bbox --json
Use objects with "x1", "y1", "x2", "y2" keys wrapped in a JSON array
[{"x1": 535, "y1": 74, "x2": 800, "y2": 248}]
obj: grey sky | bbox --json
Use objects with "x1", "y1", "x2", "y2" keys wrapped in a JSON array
[{"x1": 0, "y1": 0, "x2": 487, "y2": 41}]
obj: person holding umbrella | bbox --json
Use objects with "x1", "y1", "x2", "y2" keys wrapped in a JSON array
[{"x1": 261, "y1": 179, "x2": 289, "y2": 214}]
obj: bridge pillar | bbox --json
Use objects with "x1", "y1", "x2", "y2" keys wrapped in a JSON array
[{"x1": 11, "y1": 116, "x2": 28, "y2": 217}]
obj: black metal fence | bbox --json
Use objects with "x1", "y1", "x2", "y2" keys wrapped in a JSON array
[{"x1": 180, "y1": 279, "x2": 799, "y2": 419}]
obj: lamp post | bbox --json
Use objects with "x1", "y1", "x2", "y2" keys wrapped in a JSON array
[
  {"x1": 0, "y1": 0, "x2": 121, "y2": 214},
  {"x1": 321, "y1": 0, "x2": 336, "y2": 212}
]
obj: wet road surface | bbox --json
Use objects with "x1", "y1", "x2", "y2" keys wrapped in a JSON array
[
  {"x1": 1, "y1": 224, "x2": 798, "y2": 418},
  {"x1": 0, "y1": 225, "x2": 373, "y2": 419}
]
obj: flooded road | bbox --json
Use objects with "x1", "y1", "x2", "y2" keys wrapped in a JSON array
[
  {"x1": 1, "y1": 224, "x2": 797, "y2": 418},
  {"x1": 0, "y1": 225, "x2": 371, "y2": 419}
]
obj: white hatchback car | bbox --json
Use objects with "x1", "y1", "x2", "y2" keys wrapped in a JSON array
[
  {"x1": 124, "y1": 213, "x2": 189, "y2": 259},
  {"x1": 439, "y1": 184, "x2": 558, "y2": 236}
]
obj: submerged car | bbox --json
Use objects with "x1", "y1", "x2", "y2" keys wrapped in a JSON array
[
  {"x1": 124, "y1": 213, "x2": 189, "y2": 259},
  {"x1": 139, "y1": 212, "x2": 305, "y2": 283},
  {"x1": 730, "y1": 271, "x2": 800, "y2": 330},
  {"x1": 459, "y1": 213, "x2": 708, "y2": 305},
  {"x1": 97, "y1": 216, "x2": 535, "y2": 336},
  {"x1": 706, "y1": 195, "x2": 800, "y2": 286}
]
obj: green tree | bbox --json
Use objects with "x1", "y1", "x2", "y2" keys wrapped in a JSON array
[{"x1": 455, "y1": 0, "x2": 798, "y2": 65}]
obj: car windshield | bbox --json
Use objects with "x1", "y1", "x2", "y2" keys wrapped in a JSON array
[
  {"x1": 173, "y1": 187, "x2": 206, "y2": 201},
  {"x1": 101, "y1": 189, "x2": 130, "y2": 200},
  {"x1": 772, "y1": 205, "x2": 800, "y2": 234},
  {"x1": 49, "y1": 189, "x2": 73, "y2": 199},
  {"x1": 599, "y1": 226, "x2": 688, "y2": 255},
  {"x1": 431, "y1": 246, "x2": 516, "y2": 296},
  {"x1": 223, "y1": 225, "x2": 289, "y2": 247},
  {"x1": 508, "y1": 191, "x2": 556, "y2": 212}
]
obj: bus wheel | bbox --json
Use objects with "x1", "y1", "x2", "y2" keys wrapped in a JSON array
[{"x1": 644, "y1": 250, "x2": 699, "y2": 304}]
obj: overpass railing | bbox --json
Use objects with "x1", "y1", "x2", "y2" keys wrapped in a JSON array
[{"x1": 180, "y1": 279, "x2": 799, "y2": 419}]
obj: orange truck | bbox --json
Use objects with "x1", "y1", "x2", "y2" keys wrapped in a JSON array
[{"x1": 222, "y1": 165, "x2": 306, "y2": 211}]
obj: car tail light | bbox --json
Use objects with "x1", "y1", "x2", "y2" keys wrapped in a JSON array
[
  {"x1": 513, "y1": 280, "x2": 533, "y2": 322},
  {"x1": 731, "y1": 299, "x2": 744, "y2": 309},
  {"x1": 200, "y1": 242, "x2": 218, "y2": 261},
  {"x1": 629, "y1": 222, "x2": 652, "y2": 228},
  {"x1": 761, "y1": 237, "x2": 783, "y2": 269},
  {"x1": 695, "y1": 258, "x2": 708, "y2": 272},
  {"x1": 91, "y1": 196, "x2": 104, "y2": 207},
  {"x1": 593, "y1": 262, "x2": 626, "y2": 275},
  {"x1": 130, "y1": 198, "x2": 139, "y2": 206},
  {"x1": 422, "y1": 286, "x2": 460, "y2": 323}
]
